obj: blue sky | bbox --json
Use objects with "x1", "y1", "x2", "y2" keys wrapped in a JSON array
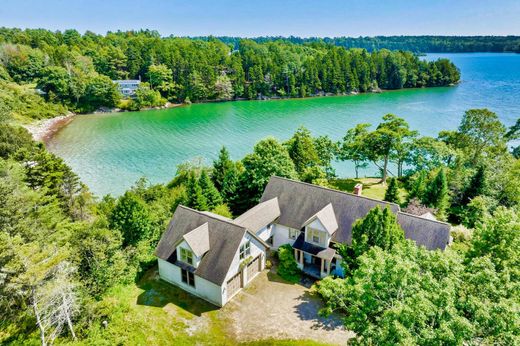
[{"x1": 1, "y1": 0, "x2": 519, "y2": 37}]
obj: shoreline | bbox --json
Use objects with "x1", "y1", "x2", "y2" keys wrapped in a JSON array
[
  {"x1": 24, "y1": 83, "x2": 458, "y2": 144},
  {"x1": 23, "y1": 112, "x2": 76, "y2": 144}
]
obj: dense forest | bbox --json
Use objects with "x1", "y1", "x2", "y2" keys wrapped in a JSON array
[
  {"x1": 1, "y1": 99, "x2": 519, "y2": 343},
  {"x1": 0, "y1": 28, "x2": 459, "y2": 115},
  {"x1": 199, "y1": 35, "x2": 520, "y2": 53}
]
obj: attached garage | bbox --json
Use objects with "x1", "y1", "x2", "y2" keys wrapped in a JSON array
[
  {"x1": 226, "y1": 271, "x2": 242, "y2": 299},
  {"x1": 246, "y1": 255, "x2": 261, "y2": 283}
]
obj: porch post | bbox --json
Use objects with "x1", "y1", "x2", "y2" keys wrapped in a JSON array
[
  {"x1": 299, "y1": 250, "x2": 303, "y2": 265},
  {"x1": 320, "y1": 258, "x2": 324, "y2": 274},
  {"x1": 294, "y1": 248, "x2": 298, "y2": 260},
  {"x1": 327, "y1": 260, "x2": 331, "y2": 275}
]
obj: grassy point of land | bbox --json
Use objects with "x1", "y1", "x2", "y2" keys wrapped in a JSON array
[{"x1": 329, "y1": 177, "x2": 407, "y2": 202}]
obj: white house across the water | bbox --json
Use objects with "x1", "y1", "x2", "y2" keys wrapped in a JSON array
[
  {"x1": 155, "y1": 176, "x2": 451, "y2": 307},
  {"x1": 113, "y1": 79, "x2": 140, "y2": 97}
]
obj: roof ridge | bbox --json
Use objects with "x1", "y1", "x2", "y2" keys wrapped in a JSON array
[
  {"x1": 177, "y1": 205, "x2": 247, "y2": 230},
  {"x1": 397, "y1": 210, "x2": 451, "y2": 227},
  {"x1": 269, "y1": 176, "x2": 401, "y2": 210}
]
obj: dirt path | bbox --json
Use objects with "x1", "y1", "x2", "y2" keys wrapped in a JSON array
[{"x1": 222, "y1": 271, "x2": 354, "y2": 345}]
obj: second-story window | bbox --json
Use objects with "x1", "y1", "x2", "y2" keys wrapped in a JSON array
[
  {"x1": 288, "y1": 228, "x2": 299, "y2": 240},
  {"x1": 180, "y1": 248, "x2": 193, "y2": 265},
  {"x1": 239, "y1": 241, "x2": 251, "y2": 260},
  {"x1": 307, "y1": 228, "x2": 325, "y2": 246}
]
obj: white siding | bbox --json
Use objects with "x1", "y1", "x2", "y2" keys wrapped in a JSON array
[
  {"x1": 305, "y1": 219, "x2": 331, "y2": 248},
  {"x1": 271, "y1": 224, "x2": 299, "y2": 249},
  {"x1": 157, "y1": 258, "x2": 223, "y2": 306},
  {"x1": 221, "y1": 233, "x2": 266, "y2": 305}
]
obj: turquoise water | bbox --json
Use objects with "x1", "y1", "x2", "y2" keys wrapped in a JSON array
[{"x1": 47, "y1": 53, "x2": 520, "y2": 196}]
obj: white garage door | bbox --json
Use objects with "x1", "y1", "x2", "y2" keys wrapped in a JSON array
[
  {"x1": 247, "y1": 255, "x2": 261, "y2": 282},
  {"x1": 226, "y1": 271, "x2": 242, "y2": 299}
]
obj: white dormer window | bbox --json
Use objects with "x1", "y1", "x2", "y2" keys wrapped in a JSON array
[
  {"x1": 307, "y1": 228, "x2": 326, "y2": 247},
  {"x1": 239, "y1": 241, "x2": 251, "y2": 260},
  {"x1": 180, "y1": 248, "x2": 194, "y2": 265}
]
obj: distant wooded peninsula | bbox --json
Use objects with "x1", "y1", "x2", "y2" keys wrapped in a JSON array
[{"x1": 194, "y1": 35, "x2": 520, "y2": 53}]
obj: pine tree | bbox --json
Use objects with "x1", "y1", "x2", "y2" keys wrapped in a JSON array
[
  {"x1": 384, "y1": 177, "x2": 400, "y2": 204},
  {"x1": 424, "y1": 168, "x2": 449, "y2": 219},
  {"x1": 198, "y1": 170, "x2": 222, "y2": 209},
  {"x1": 185, "y1": 172, "x2": 208, "y2": 211},
  {"x1": 462, "y1": 165, "x2": 487, "y2": 205},
  {"x1": 212, "y1": 146, "x2": 234, "y2": 191},
  {"x1": 408, "y1": 170, "x2": 428, "y2": 202}
]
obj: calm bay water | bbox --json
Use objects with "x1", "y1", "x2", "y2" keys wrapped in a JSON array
[{"x1": 47, "y1": 53, "x2": 520, "y2": 196}]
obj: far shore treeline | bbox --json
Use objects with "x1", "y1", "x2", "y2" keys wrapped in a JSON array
[
  {"x1": 196, "y1": 35, "x2": 520, "y2": 53},
  {"x1": 1, "y1": 28, "x2": 459, "y2": 115}
]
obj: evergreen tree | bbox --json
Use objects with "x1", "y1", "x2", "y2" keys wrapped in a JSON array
[
  {"x1": 461, "y1": 165, "x2": 487, "y2": 205},
  {"x1": 351, "y1": 206, "x2": 405, "y2": 260},
  {"x1": 384, "y1": 177, "x2": 400, "y2": 204},
  {"x1": 185, "y1": 171, "x2": 208, "y2": 211},
  {"x1": 212, "y1": 146, "x2": 234, "y2": 191},
  {"x1": 198, "y1": 170, "x2": 222, "y2": 209},
  {"x1": 408, "y1": 170, "x2": 428, "y2": 202},
  {"x1": 109, "y1": 192, "x2": 153, "y2": 247},
  {"x1": 423, "y1": 167, "x2": 449, "y2": 219}
]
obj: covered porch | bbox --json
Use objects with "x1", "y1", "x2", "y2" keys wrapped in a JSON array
[{"x1": 292, "y1": 234, "x2": 336, "y2": 279}]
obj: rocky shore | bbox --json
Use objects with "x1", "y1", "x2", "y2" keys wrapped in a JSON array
[{"x1": 23, "y1": 112, "x2": 75, "y2": 143}]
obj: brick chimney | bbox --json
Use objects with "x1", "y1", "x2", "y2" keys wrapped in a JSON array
[{"x1": 353, "y1": 183, "x2": 363, "y2": 196}]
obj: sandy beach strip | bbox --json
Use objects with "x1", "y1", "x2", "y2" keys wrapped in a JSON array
[{"x1": 23, "y1": 112, "x2": 75, "y2": 143}]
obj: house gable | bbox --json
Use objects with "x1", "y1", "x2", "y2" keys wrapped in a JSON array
[
  {"x1": 304, "y1": 218, "x2": 331, "y2": 248},
  {"x1": 156, "y1": 206, "x2": 249, "y2": 285}
]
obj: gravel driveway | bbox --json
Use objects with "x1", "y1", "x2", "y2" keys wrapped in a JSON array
[{"x1": 222, "y1": 270, "x2": 354, "y2": 345}]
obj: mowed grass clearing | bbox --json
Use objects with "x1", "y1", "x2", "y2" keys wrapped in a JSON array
[
  {"x1": 75, "y1": 268, "x2": 334, "y2": 346},
  {"x1": 329, "y1": 177, "x2": 407, "y2": 202}
]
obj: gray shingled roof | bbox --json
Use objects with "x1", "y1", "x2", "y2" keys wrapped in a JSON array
[
  {"x1": 156, "y1": 206, "x2": 250, "y2": 285},
  {"x1": 234, "y1": 197, "x2": 281, "y2": 232},
  {"x1": 302, "y1": 203, "x2": 338, "y2": 235},
  {"x1": 183, "y1": 223, "x2": 210, "y2": 257},
  {"x1": 397, "y1": 212, "x2": 451, "y2": 250},
  {"x1": 260, "y1": 176, "x2": 450, "y2": 250}
]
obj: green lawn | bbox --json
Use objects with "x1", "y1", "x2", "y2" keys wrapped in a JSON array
[
  {"x1": 329, "y1": 177, "x2": 407, "y2": 203},
  {"x1": 70, "y1": 268, "x2": 333, "y2": 346}
]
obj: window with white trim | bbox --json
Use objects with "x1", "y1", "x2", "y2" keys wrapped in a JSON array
[
  {"x1": 180, "y1": 248, "x2": 193, "y2": 265},
  {"x1": 239, "y1": 241, "x2": 251, "y2": 260},
  {"x1": 288, "y1": 228, "x2": 299, "y2": 240},
  {"x1": 307, "y1": 228, "x2": 326, "y2": 246},
  {"x1": 181, "y1": 268, "x2": 195, "y2": 287}
]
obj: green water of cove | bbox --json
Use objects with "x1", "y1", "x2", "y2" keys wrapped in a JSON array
[{"x1": 47, "y1": 53, "x2": 520, "y2": 196}]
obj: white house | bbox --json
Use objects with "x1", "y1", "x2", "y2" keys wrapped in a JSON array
[
  {"x1": 155, "y1": 206, "x2": 271, "y2": 307},
  {"x1": 155, "y1": 176, "x2": 451, "y2": 306},
  {"x1": 113, "y1": 79, "x2": 140, "y2": 97}
]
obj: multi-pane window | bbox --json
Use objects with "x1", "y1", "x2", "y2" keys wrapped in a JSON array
[
  {"x1": 239, "y1": 241, "x2": 251, "y2": 260},
  {"x1": 307, "y1": 228, "x2": 325, "y2": 246},
  {"x1": 180, "y1": 248, "x2": 193, "y2": 265},
  {"x1": 181, "y1": 269, "x2": 195, "y2": 287},
  {"x1": 288, "y1": 228, "x2": 299, "y2": 240}
]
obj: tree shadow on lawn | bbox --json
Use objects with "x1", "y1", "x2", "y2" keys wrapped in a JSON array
[
  {"x1": 136, "y1": 267, "x2": 218, "y2": 317},
  {"x1": 294, "y1": 291, "x2": 346, "y2": 332}
]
